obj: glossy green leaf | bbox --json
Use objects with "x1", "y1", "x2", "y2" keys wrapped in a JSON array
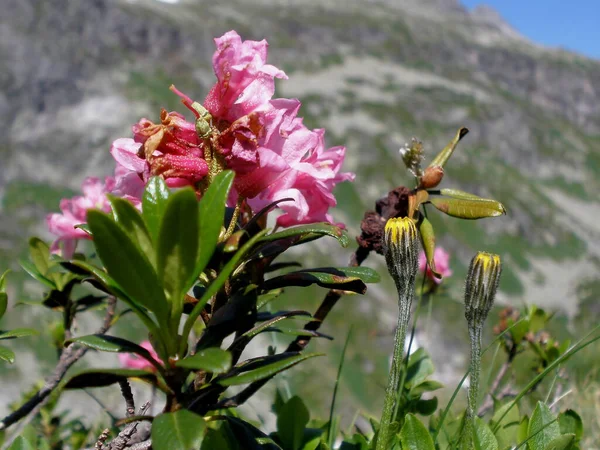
[
  {"x1": 257, "y1": 289, "x2": 283, "y2": 309},
  {"x1": 156, "y1": 188, "x2": 199, "y2": 326},
  {"x1": 473, "y1": 417, "x2": 498, "y2": 450},
  {"x1": 63, "y1": 368, "x2": 159, "y2": 389},
  {"x1": 543, "y1": 434, "x2": 575, "y2": 450},
  {"x1": 438, "y1": 188, "x2": 494, "y2": 201},
  {"x1": 7, "y1": 436, "x2": 34, "y2": 450},
  {"x1": 65, "y1": 334, "x2": 162, "y2": 371},
  {"x1": 217, "y1": 352, "x2": 323, "y2": 386},
  {"x1": 263, "y1": 267, "x2": 379, "y2": 294},
  {"x1": 152, "y1": 410, "x2": 205, "y2": 450},
  {"x1": 429, "y1": 196, "x2": 506, "y2": 220},
  {"x1": 259, "y1": 222, "x2": 350, "y2": 247},
  {"x1": 277, "y1": 396, "x2": 310, "y2": 450},
  {"x1": 429, "y1": 127, "x2": 468, "y2": 168},
  {"x1": 20, "y1": 260, "x2": 55, "y2": 289},
  {"x1": 108, "y1": 195, "x2": 154, "y2": 261},
  {"x1": 87, "y1": 210, "x2": 169, "y2": 327},
  {"x1": 518, "y1": 416, "x2": 530, "y2": 443},
  {"x1": 0, "y1": 270, "x2": 8, "y2": 319},
  {"x1": 417, "y1": 216, "x2": 440, "y2": 278},
  {"x1": 0, "y1": 346, "x2": 15, "y2": 364},
  {"x1": 236, "y1": 310, "x2": 311, "y2": 341},
  {"x1": 222, "y1": 416, "x2": 281, "y2": 450},
  {"x1": 196, "y1": 170, "x2": 234, "y2": 277},
  {"x1": 175, "y1": 348, "x2": 232, "y2": 374},
  {"x1": 28, "y1": 238, "x2": 53, "y2": 276},
  {"x1": 399, "y1": 413, "x2": 435, "y2": 450},
  {"x1": 61, "y1": 260, "x2": 158, "y2": 334},
  {"x1": 142, "y1": 176, "x2": 170, "y2": 243},
  {"x1": 528, "y1": 402, "x2": 560, "y2": 450},
  {"x1": 415, "y1": 397, "x2": 438, "y2": 416},
  {"x1": 180, "y1": 229, "x2": 269, "y2": 354},
  {"x1": 558, "y1": 410, "x2": 582, "y2": 440},
  {"x1": 0, "y1": 328, "x2": 39, "y2": 340}
]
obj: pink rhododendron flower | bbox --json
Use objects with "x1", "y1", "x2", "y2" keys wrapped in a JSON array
[
  {"x1": 418, "y1": 247, "x2": 453, "y2": 284},
  {"x1": 110, "y1": 30, "x2": 354, "y2": 228},
  {"x1": 204, "y1": 30, "x2": 287, "y2": 122},
  {"x1": 46, "y1": 177, "x2": 114, "y2": 258},
  {"x1": 118, "y1": 340, "x2": 162, "y2": 371},
  {"x1": 130, "y1": 110, "x2": 208, "y2": 187}
]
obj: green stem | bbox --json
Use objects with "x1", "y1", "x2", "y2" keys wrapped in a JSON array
[
  {"x1": 376, "y1": 281, "x2": 414, "y2": 450},
  {"x1": 462, "y1": 324, "x2": 482, "y2": 449}
]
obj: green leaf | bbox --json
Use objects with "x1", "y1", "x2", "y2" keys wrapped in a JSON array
[
  {"x1": 277, "y1": 396, "x2": 310, "y2": 450},
  {"x1": 405, "y1": 348, "x2": 435, "y2": 389},
  {"x1": 528, "y1": 402, "x2": 560, "y2": 450},
  {"x1": 223, "y1": 416, "x2": 281, "y2": 450},
  {"x1": 558, "y1": 410, "x2": 582, "y2": 440},
  {"x1": 257, "y1": 289, "x2": 283, "y2": 310},
  {"x1": 0, "y1": 270, "x2": 9, "y2": 319},
  {"x1": 0, "y1": 329, "x2": 39, "y2": 340},
  {"x1": 63, "y1": 368, "x2": 159, "y2": 390},
  {"x1": 61, "y1": 260, "x2": 158, "y2": 334},
  {"x1": 429, "y1": 197, "x2": 506, "y2": 220},
  {"x1": 234, "y1": 310, "x2": 311, "y2": 342},
  {"x1": 175, "y1": 348, "x2": 232, "y2": 374},
  {"x1": 415, "y1": 397, "x2": 438, "y2": 416},
  {"x1": 142, "y1": 176, "x2": 170, "y2": 243},
  {"x1": 217, "y1": 352, "x2": 323, "y2": 387},
  {"x1": 20, "y1": 260, "x2": 55, "y2": 289},
  {"x1": 263, "y1": 267, "x2": 379, "y2": 294},
  {"x1": 491, "y1": 402, "x2": 521, "y2": 449},
  {"x1": 543, "y1": 434, "x2": 575, "y2": 450},
  {"x1": 65, "y1": 334, "x2": 162, "y2": 371},
  {"x1": 408, "y1": 380, "x2": 443, "y2": 398},
  {"x1": 0, "y1": 346, "x2": 15, "y2": 364},
  {"x1": 87, "y1": 210, "x2": 169, "y2": 327},
  {"x1": 473, "y1": 417, "x2": 498, "y2": 450},
  {"x1": 7, "y1": 436, "x2": 34, "y2": 450},
  {"x1": 152, "y1": 410, "x2": 205, "y2": 450},
  {"x1": 196, "y1": 170, "x2": 234, "y2": 277},
  {"x1": 108, "y1": 195, "x2": 154, "y2": 262},
  {"x1": 259, "y1": 223, "x2": 350, "y2": 247},
  {"x1": 180, "y1": 229, "x2": 269, "y2": 354},
  {"x1": 28, "y1": 238, "x2": 53, "y2": 277},
  {"x1": 156, "y1": 188, "x2": 199, "y2": 325},
  {"x1": 429, "y1": 127, "x2": 468, "y2": 168},
  {"x1": 399, "y1": 414, "x2": 435, "y2": 450}
]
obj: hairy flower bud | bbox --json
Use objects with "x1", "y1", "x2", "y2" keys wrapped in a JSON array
[
  {"x1": 377, "y1": 217, "x2": 419, "y2": 450},
  {"x1": 399, "y1": 138, "x2": 424, "y2": 178},
  {"x1": 461, "y1": 251, "x2": 502, "y2": 448},
  {"x1": 464, "y1": 252, "x2": 502, "y2": 327},
  {"x1": 383, "y1": 217, "x2": 419, "y2": 292}
]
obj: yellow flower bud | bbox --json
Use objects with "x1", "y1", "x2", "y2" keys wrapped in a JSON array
[
  {"x1": 464, "y1": 252, "x2": 502, "y2": 327},
  {"x1": 383, "y1": 217, "x2": 419, "y2": 293}
]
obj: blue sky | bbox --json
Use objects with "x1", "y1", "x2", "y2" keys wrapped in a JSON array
[{"x1": 461, "y1": 1, "x2": 600, "y2": 59}]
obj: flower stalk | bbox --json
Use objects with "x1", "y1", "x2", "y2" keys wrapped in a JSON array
[
  {"x1": 376, "y1": 217, "x2": 419, "y2": 450},
  {"x1": 462, "y1": 252, "x2": 502, "y2": 447}
]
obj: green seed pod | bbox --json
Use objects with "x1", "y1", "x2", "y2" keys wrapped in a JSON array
[{"x1": 464, "y1": 252, "x2": 502, "y2": 327}]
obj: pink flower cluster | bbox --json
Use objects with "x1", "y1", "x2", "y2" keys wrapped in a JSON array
[
  {"x1": 418, "y1": 247, "x2": 452, "y2": 284},
  {"x1": 111, "y1": 30, "x2": 353, "y2": 225},
  {"x1": 119, "y1": 340, "x2": 162, "y2": 371},
  {"x1": 47, "y1": 31, "x2": 353, "y2": 254},
  {"x1": 46, "y1": 165, "x2": 144, "y2": 257}
]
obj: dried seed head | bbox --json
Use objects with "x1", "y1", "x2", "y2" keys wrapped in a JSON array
[
  {"x1": 464, "y1": 252, "x2": 502, "y2": 327},
  {"x1": 384, "y1": 218, "x2": 419, "y2": 295},
  {"x1": 399, "y1": 138, "x2": 424, "y2": 178}
]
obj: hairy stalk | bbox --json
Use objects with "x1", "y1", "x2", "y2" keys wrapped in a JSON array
[
  {"x1": 376, "y1": 218, "x2": 418, "y2": 450},
  {"x1": 377, "y1": 282, "x2": 414, "y2": 450},
  {"x1": 462, "y1": 324, "x2": 483, "y2": 446}
]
